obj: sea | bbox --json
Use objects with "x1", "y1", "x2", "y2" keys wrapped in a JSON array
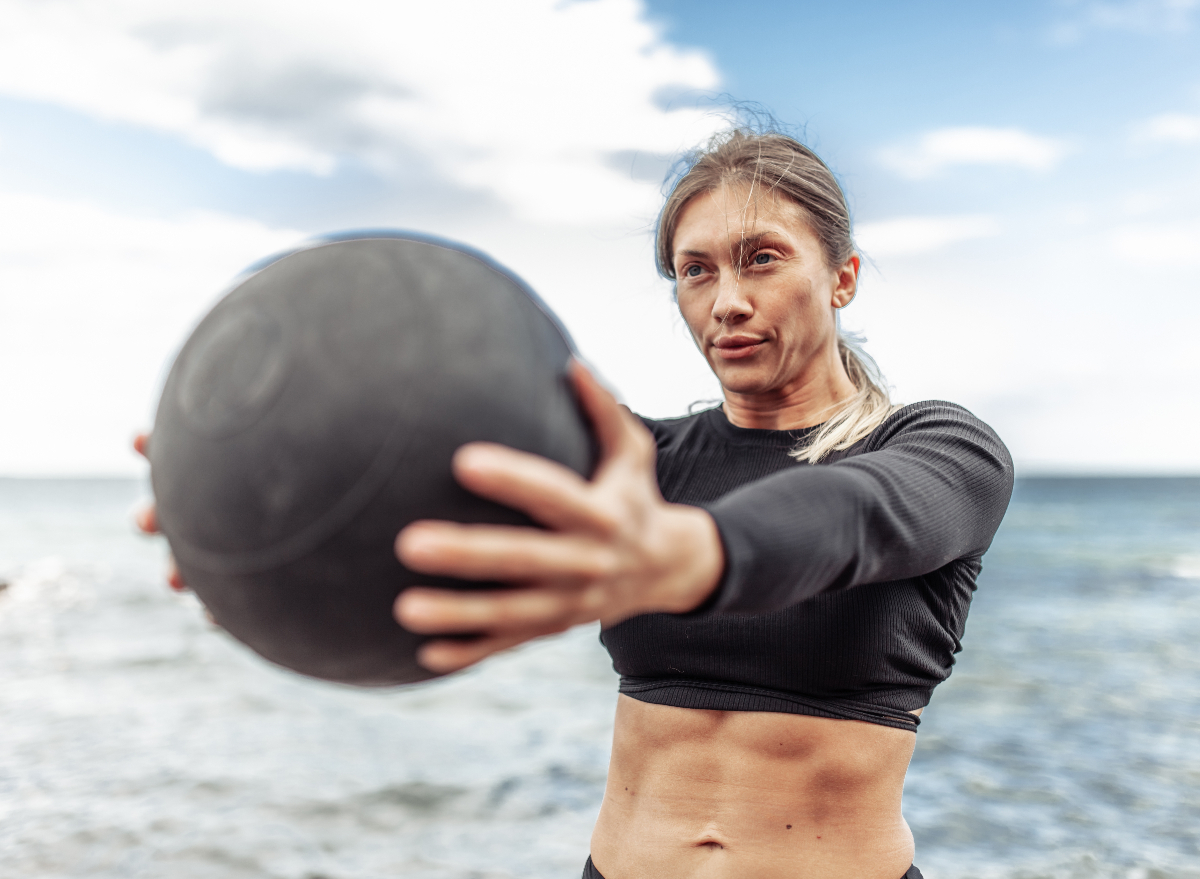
[{"x1": 1, "y1": 476, "x2": 1198, "y2": 879}]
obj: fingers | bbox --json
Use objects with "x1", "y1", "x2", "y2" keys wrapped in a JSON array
[
  {"x1": 166, "y1": 555, "x2": 188, "y2": 592},
  {"x1": 133, "y1": 434, "x2": 158, "y2": 535},
  {"x1": 390, "y1": 364, "x2": 668, "y2": 676},
  {"x1": 395, "y1": 584, "x2": 600, "y2": 636},
  {"x1": 571, "y1": 360, "x2": 624, "y2": 459},
  {"x1": 452, "y1": 443, "x2": 598, "y2": 532},
  {"x1": 570, "y1": 361, "x2": 653, "y2": 470},
  {"x1": 417, "y1": 629, "x2": 561, "y2": 674},
  {"x1": 133, "y1": 498, "x2": 190, "y2": 592},
  {"x1": 134, "y1": 504, "x2": 159, "y2": 534},
  {"x1": 445, "y1": 364, "x2": 657, "y2": 537},
  {"x1": 395, "y1": 585, "x2": 595, "y2": 673},
  {"x1": 397, "y1": 521, "x2": 611, "y2": 581}
]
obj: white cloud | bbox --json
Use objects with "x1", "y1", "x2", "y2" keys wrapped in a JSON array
[
  {"x1": 1050, "y1": 0, "x2": 1199, "y2": 41},
  {"x1": 0, "y1": 191, "x2": 306, "y2": 474},
  {"x1": 879, "y1": 127, "x2": 1071, "y2": 179},
  {"x1": 855, "y1": 214, "x2": 1000, "y2": 257},
  {"x1": 1133, "y1": 112, "x2": 1200, "y2": 144},
  {"x1": 0, "y1": 188, "x2": 726, "y2": 475},
  {"x1": 1111, "y1": 221, "x2": 1200, "y2": 265},
  {"x1": 0, "y1": 0, "x2": 722, "y2": 224},
  {"x1": 0, "y1": 194, "x2": 302, "y2": 268}
]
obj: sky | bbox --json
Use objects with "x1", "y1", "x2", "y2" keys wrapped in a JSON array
[{"x1": 0, "y1": 0, "x2": 1198, "y2": 475}]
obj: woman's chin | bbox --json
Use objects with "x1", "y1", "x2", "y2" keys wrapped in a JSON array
[
  {"x1": 712, "y1": 373, "x2": 776, "y2": 400},
  {"x1": 710, "y1": 363, "x2": 767, "y2": 392}
]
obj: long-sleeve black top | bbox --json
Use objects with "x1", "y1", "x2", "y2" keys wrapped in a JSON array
[{"x1": 599, "y1": 401, "x2": 1014, "y2": 730}]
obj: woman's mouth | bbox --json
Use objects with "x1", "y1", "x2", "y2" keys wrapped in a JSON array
[{"x1": 713, "y1": 336, "x2": 766, "y2": 360}]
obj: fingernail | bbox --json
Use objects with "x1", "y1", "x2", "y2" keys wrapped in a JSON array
[
  {"x1": 455, "y1": 444, "x2": 495, "y2": 470},
  {"x1": 396, "y1": 531, "x2": 431, "y2": 564}
]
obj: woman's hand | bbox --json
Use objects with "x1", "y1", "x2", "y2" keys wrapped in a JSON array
[
  {"x1": 393, "y1": 361, "x2": 725, "y2": 674},
  {"x1": 132, "y1": 433, "x2": 188, "y2": 592}
]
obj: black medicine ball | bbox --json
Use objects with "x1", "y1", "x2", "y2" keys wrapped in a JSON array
[{"x1": 149, "y1": 233, "x2": 596, "y2": 686}]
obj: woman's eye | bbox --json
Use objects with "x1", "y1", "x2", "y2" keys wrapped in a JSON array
[
  {"x1": 752, "y1": 252, "x2": 773, "y2": 265},
  {"x1": 684, "y1": 264, "x2": 704, "y2": 277}
]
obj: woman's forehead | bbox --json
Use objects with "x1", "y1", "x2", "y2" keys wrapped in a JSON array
[{"x1": 674, "y1": 184, "x2": 810, "y2": 248}]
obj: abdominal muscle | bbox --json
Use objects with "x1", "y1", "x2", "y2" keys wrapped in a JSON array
[{"x1": 589, "y1": 695, "x2": 920, "y2": 879}]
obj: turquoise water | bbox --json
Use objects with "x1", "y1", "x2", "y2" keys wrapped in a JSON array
[{"x1": 1, "y1": 477, "x2": 1198, "y2": 878}]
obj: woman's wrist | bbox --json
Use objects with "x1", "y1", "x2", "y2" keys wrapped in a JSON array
[{"x1": 655, "y1": 504, "x2": 725, "y2": 615}]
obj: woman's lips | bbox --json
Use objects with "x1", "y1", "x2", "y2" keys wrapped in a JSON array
[{"x1": 712, "y1": 337, "x2": 766, "y2": 360}]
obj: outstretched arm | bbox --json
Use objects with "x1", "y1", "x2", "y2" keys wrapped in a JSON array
[{"x1": 704, "y1": 401, "x2": 1015, "y2": 615}]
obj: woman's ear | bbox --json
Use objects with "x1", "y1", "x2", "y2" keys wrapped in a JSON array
[{"x1": 831, "y1": 254, "x2": 860, "y2": 309}]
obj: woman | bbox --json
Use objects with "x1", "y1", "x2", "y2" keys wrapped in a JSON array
[
  {"x1": 140, "y1": 130, "x2": 1013, "y2": 878},
  {"x1": 390, "y1": 130, "x2": 1014, "y2": 879}
]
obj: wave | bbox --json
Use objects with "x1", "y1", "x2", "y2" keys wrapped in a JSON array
[{"x1": 0, "y1": 557, "x2": 104, "y2": 615}]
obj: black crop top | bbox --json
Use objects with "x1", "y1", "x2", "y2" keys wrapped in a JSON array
[{"x1": 599, "y1": 401, "x2": 1014, "y2": 731}]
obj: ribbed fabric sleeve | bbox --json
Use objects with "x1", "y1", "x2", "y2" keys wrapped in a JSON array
[{"x1": 704, "y1": 401, "x2": 1013, "y2": 614}]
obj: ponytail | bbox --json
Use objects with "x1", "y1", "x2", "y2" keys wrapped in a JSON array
[{"x1": 789, "y1": 332, "x2": 901, "y2": 464}]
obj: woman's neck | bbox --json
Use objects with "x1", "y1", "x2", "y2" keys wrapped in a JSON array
[{"x1": 721, "y1": 349, "x2": 857, "y2": 431}]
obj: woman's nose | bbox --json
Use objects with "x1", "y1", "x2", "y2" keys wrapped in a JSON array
[{"x1": 711, "y1": 274, "x2": 753, "y2": 322}]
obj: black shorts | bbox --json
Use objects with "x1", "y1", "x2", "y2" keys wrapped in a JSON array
[{"x1": 582, "y1": 856, "x2": 924, "y2": 878}]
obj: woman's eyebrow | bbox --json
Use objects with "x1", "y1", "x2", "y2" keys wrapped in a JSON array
[
  {"x1": 738, "y1": 232, "x2": 785, "y2": 248},
  {"x1": 734, "y1": 232, "x2": 788, "y2": 260},
  {"x1": 676, "y1": 232, "x2": 787, "y2": 263}
]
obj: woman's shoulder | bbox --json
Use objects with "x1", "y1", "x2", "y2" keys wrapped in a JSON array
[
  {"x1": 868, "y1": 400, "x2": 1004, "y2": 445},
  {"x1": 854, "y1": 399, "x2": 1014, "y2": 476}
]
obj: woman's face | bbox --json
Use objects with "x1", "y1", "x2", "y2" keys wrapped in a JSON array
[{"x1": 671, "y1": 184, "x2": 859, "y2": 404}]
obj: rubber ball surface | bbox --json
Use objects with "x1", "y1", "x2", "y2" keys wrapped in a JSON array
[{"x1": 150, "y1": 234, "x2": 595, "y2": 685}]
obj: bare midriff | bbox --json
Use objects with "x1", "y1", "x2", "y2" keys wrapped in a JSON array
[{"x1": 589, "y1": 695, "x2": 921, "y2": 879}]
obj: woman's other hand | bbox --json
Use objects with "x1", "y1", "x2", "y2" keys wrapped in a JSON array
[
  {"x1": 393, "y1": 362, "x2": 725, "y2": 674},
  {"x1": 132, "y1": 433, "x2": 188, "y2": 593}
]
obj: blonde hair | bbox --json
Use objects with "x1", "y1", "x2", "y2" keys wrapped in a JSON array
[{"x1": 655, "y1": 129, "x2": 900, "y2": 463}]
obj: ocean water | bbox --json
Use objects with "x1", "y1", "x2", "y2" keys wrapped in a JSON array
[{"x1": 0, "y1": 476, "x2": 1198, "y2": 879}]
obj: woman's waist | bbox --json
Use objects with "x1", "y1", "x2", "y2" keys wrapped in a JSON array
[
  {"x1": 589, "y1": 820, "x2": 915, "y2": 879},
  {"x1": 590, "y1": 695, "x2": 918, "y2": 878}
]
